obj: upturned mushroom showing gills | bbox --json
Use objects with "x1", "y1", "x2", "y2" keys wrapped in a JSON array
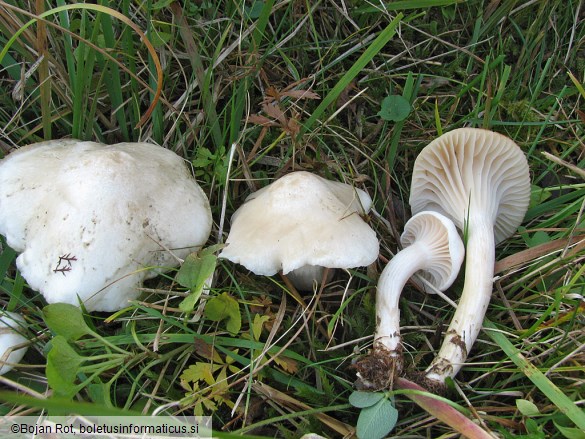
[
  {"x1": 409, "y1": 128, "x2": 530, "y2": 384},
  {"x1": 219, "y1": 171, "x2": 379, "y2": 290},
  {"x1": 0, "y1": 140, "x2": 212, "y2": 312},
  {"x1": 354, "y1": 211, "x2": 464, "y2": 391},
  {"x1": 0, "y1": 311, "x2": 29, "y2": 375}
]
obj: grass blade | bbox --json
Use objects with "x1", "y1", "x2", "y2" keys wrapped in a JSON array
[
  {"x1": 299, "y1": 14, "x2": 403, "y2": 137},
  {"x1": 35, "y1": 0, "x2": 51, "y2": 139},
  {"x1": 99, "y1": 0, "x2": 129, "y2": 140},
  {"x1": 356, "y1": 0, "x2": 464, "y2": 14},
  {"x1": 484, "y1": 319, "x2": 585, "y2": 431},
  {"x1": 0, "y1": 2, "x2": 163, "y2": 129}
]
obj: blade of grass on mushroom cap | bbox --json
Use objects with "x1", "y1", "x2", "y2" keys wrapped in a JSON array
[{"x1": 484, "y1": 318, "x2": 585, "y2": 431}]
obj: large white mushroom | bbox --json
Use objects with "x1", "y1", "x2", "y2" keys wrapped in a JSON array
[
  {"x1": 0, "y1": 139, "x2": 212, "y2": 312},
  {"x1": 0, "y1": 311, "x2": 29, "y2": 375},
  {"x1": 219, "y1": 171, "x2": 379, "y2": 290},
  {"x1": 354, "y1": 211, "x2": 464, "y2": 391},
  {"x1": 409, "y1": 128, "x2": 530, "y2": 384}
]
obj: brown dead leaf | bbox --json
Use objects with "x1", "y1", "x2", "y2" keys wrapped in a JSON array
[
  {"x1": 193, "y1": 338, "x2": 222, "y2": 363},
  {"x1": 286, "y1": 116, "x2": 300, "y2": 138},
  {"x1": 247, "y1": 114, "x2": 278, "y2": 126},
  {"x1": 280, "y1": 89, "x2": 320, "y2": 100},
  {"x1": 271, "y1": 354, "x2": 299, "y2": 374},
  {"x1": 262, "y1": 102, "x2": 287, "y2": 125},
  {"x1": 495, "y1": 234, "x2": 585, "y2": 274}
]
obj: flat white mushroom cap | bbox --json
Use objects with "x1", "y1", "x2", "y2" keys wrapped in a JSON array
[
  {"x1": 409, "y1": 128, "x2": 530, "y2": 243},
  {"x1": 0, "y1": 140, "x2": 212, "y2": 311},
  {"x1": 400, "y1": 211, "x2": 464, "y2": 291},
  {"x1": 0, "y1": 311, "x2": 28, "y2": 375},
  {"x1": 219, "y1": 171, "x2": 379, "y2": 276}
]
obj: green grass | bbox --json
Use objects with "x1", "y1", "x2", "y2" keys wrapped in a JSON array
[{"x1": 0, "y1": 0, "x2": 584, "y2": 437}]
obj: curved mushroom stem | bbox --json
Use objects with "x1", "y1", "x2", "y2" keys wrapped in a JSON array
[
  {"x1": 353, "y1": 244, "x2": 429, "y2": 391},
  {"x1": 425, "y1": 217, "x2": 495, "y2": 383},
  {"x1": 375, "y1": 244, "x2": 429, "y2": 355}
]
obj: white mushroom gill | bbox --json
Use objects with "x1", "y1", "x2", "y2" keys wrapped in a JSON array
[
  {"x1": 409, "y1": 128, "x2": 530, "y2": 384},
  {"x1": 374, "y1": 211, "x2": 464, "y2": 357}
]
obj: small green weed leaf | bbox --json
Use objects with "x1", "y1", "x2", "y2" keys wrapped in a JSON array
[
  {"x1": 204, "y1": 292, "x2": 241, "y2": 336},
  {"x1": 252, "y1": 314, "x2": 271, "y2": 341},
  {"x1": 529, "y1": 231, "x2": 551, "y2": 247},
  {"x1": 378, "y1": 95, "x2": 411, "y2": 122},
  {"x1": 525, "y1": 419, "x2": 546, "y2": 438},
  {"x1": 177, "y1": 245, "x2": 221, "y2": 313},
  {"x1": 193, "y1": 146, "x2": 229, "y2": 185},
  {"x1": 529, "y1": 185, "x2": 551, "y2": 209},
  {"x1": 245, "y1": 1, "x2": 265, "y2": 19},
  {"x1": 349, "y1": 390, "x2": 385, "y2": 408},
  {"x1": 43, "y1": 303, "x2": 91, "y2": 341},
  {"x1": 554, "y1": 422, "x2": 585, "y2": 439},
  {"x1": 356, "y1": 397, "x2": 399, "y2": 439},
  {"x1": 87, "y1": 382, "x2": 112, "y2": 407},
  {"x1": 150, "y1": 30, "x2": 172, "y2": 48},
  {"x1": 181, "y1": 362, "x2": 215, "y2": 386},
  {"x1": 516, "y1": 399, "x2": 541, "y2": 417},
  {"x1": 46, "y1": 335, "x2": 84, "y2": 398}
]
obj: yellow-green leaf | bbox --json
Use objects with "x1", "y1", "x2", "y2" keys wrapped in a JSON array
[{"x1": 204, "y1": 293, "x2": 241, "y2": 336}]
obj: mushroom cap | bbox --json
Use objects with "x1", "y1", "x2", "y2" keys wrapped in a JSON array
[
  {"x1": 0, "y1": 140, "x2": 212, "y2": 311},
  {"x1": 409, "y1": 128, "x2": 531, "y2": 243},
  {"x1": 400, "y1": 211, "x2": 464, "y2": 291},
  {"x1": 0, "y1": 311, "x2": 28, "y2": 375},
  {"x1": 219, "y1": 171, "x2": 379, "y2": 276}
]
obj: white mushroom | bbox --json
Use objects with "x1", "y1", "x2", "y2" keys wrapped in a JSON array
[
  {"x1": 354, "y1": 211, "x2": 464, "y2": 391},
  {"x1": 0, "y1": 140, "x2": 212, "y2": 312},
  {"x1": 0, "y1": 311, "x2": 29, "y2": 375},
  {"x1": 409, "y1": 128, "x2": 530, "y2": 383},
  {"x1": 219, "y1": 171, "x2": 379, "y2": 290},
  {"x1": 377, "y1": 212, "x2": 464, "y2": 361}
]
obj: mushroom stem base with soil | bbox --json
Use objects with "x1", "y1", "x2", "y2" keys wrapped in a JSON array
[
  {"x1": 353, "y1": 211, "x2": 464, "y2": 391},
  {"x1": 425, "y1": 217, "x2": 495, "y2": 383},
  {"x1": 353, "y1": 247, "x2": 428, "y2": 391}
]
